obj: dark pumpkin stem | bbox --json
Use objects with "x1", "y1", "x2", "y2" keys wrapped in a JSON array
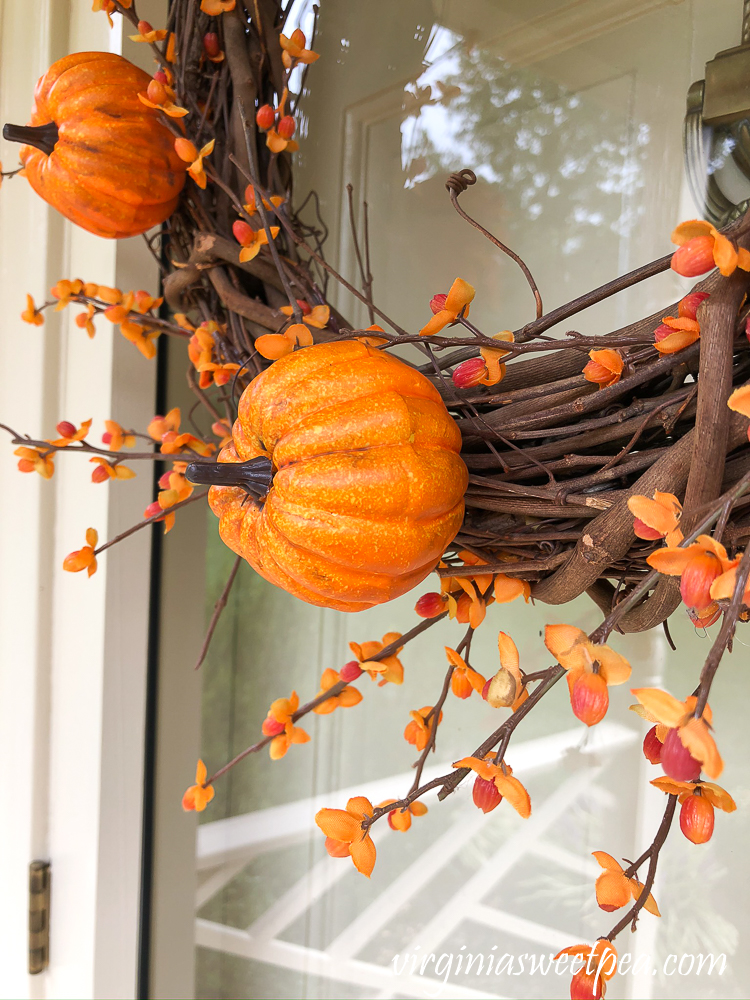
[
  {"x1": 3, "y1": 121, "x2": 59, "y2": 156},
  {"x1": 184, "y1": 456, "x2": 273, "y2": 501}
]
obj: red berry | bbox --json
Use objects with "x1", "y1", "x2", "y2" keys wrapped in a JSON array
[
  {"x1": 296, "y1": 298, "x2": 311, "y2": 315},
  {"x1": 138, "y1": 20, "x2": 153, "y2": 34},
  {"x1": 429, "y1": 293, "x2": 447, "y2": 314},
  {"x1": 153, "y1": 70, "x2": 168, "y2": 85},
  {"x1": 680, "y1": 793, "x2": 714, "y2": 844},
  {"x1": 570, "y1": 970, "x2": 603, "y2": 1000},
  {"x1": 671, "y1": 236, "x2": 716, "y2": 277},
  {"x1": 277, "y1": 115, "x2": 296, "y2": 140},
  {"x1": 203, "y1": 31, "x2": 221, "y2": 58},
  {"x1": 91, "y1": 465, "x2": 109, "y2": 484},
  {"x1": 232, "y1": 219, "x2": 255, "y2": 246},
  {"x1": 678, "y1": 291, "x2": 710, "y2": 320},
  {"x1": 256, "y1": 104, "x2": 276, "y2": 130},
  {"x1": 452, "y1": 357, "x2": 487, "y2": 388},
  {"x1": 261, "y1": 716, "x2": 285, "y2": 737},
  {"x1": 472, "y1": 775, "x2": 502, "y2": 814},
  {"x1": 570, "y1": 672, "x2": 609, "y2": 727},
  {"x1": 414, "y1": 592, "x2": 446, "y2": 618},
  {"x1": 680, "y1": 550, "x2": 722, "y2": 612},
  {"x1": 339, "y1": 660, "x2": 363, "y2": 682},
  {"x1": 101, "y1": 432, "x2": 113, "y2": 445},
  {"x1": 661, "y1": 727, "x2": 701, "y2": 781},
  {"x1": 56, "y1": 420, "x2": 76, "y2": 439},
  {"x1": 642, "y1": 726, "x2": 663, "y2": 764},
  {"x1": 158, "y1": 471, "x2": 172, "y2": 489},
  {"x1": 633, "y1": 517, "x2": 664, "y2": 540}
]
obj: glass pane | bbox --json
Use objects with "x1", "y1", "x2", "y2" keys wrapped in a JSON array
[{"x1": 189, "y1": 3, "x2": 750, "y2": 998}]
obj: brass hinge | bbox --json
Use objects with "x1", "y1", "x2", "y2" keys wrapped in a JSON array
[{"x1": 28, "y1": 860, "x2": 51, "y2": 974}]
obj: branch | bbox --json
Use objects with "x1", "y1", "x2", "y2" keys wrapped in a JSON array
[{"x1": 194, "y1": 555, "x2": 243, "y2": 670}]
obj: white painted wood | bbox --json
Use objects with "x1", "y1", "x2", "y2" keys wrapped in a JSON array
[{"x1": 0, "y1": 2, "x2": 163, "y2": 995}]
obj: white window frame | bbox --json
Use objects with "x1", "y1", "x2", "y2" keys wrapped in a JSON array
[{"x1": 0, "y1": 2, "x2": 167, "y2": 995}]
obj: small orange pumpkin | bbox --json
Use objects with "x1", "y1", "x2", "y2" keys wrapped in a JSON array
[
  {"x1": 186, "y1": 341, "x2": 468, "y2": 612},
  {"x1": 3, "y1": 52, "x2": 186, "y2": 238}
]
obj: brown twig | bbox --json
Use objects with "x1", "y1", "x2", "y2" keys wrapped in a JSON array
[{"x1": 194, "y1": 555, "x2": 243, "y2": 670}]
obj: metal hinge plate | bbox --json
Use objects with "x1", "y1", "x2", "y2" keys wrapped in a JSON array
[{"x1": 29, "y1": 860, "x2": 51, "y2": 974}]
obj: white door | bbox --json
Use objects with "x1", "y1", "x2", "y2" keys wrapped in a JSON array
[{"x1": 149, "y1": 2, "x2": 750, "y2": 998}]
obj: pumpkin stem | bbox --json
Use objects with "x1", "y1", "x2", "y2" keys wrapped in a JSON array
[
  {"x1": 3, "y1": 121, "x2": 59, "y2": 156},
  {"x1": 184, "y1": 456, "x2": 273, "y2": 501}
]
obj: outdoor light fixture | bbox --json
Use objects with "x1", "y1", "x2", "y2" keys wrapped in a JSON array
[{"x1": 684, "y1": 0, "x2": 750, "y2": 224}]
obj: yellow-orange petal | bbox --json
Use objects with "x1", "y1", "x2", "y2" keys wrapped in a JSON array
[
  {"x1": 661, "y1": 315, "x2": 700, "y2": 333},
  {"x1": 497, "y1": 631, "x2": 521, "y2": 681},
  {"x1": 596, "y1": 645, "x2": 631, "y2": 686},
  {"x1": 305, "y1": 304, "x2": 330, "y2": 329},
  {"x1": 286, "y1": 323, "x2": 314, "y2": 347},
  {"x1": 700, "y1": 782, "x2": 737, "y2": 812},
  {"x1": 315, "y1": 808, "x2": 359, "y2": 842},
  {"x1": 494, "y1": 772, "x2": 531, "y2": 818},
  {"x1": 671, "y1": 219, "x2": 714, "y2": 246},
  {"x1": 712, "y1": 231, "x2": 739, "y2": 276},
  {"x1": 338, "y1": 687, "x2": 363, "y2": 709},
  {"x1": 444, "y1": 277, "x2": 475, "y2": 315},
  {"x1": 679, "y1": 716, "x2": 723, "y2": 778},
  {"x1": 453, "y1": 756, "x2": 495, "y2": 782},
  {"x1": 239, "y1": 243, "x2": 262, "y2": 263},
  {"x1": 631, "y1": 687, "x2": 686, "y2": 727},
  {"x1": 630, "y1": 879, "x2": 660, "y2": 916},
  {"x1": 651, "y1": 776, "x2": 694, "y2": 796},
  {"x1": 255, "y1": 333, "x2": 294, "y2": 359},
  {"x1": 592, "y1": 851, "x2": 623, "y2": 873},
  {"x1": 493, "y1": 574, "x2": 528, "y2": 603},
  {"x1": 695, "y1": 534, "x2": 730, "y2": 563},
  {"x1": 269, "y1": 734, "x2": 290, "y2": 759},
  {"x1": 627, "y1": 495, "x2": 679, "y2": 535},
  {"x1": 646, "y1": 545, "x2": 700, "y2": 575},
  {"x1": 349, "y1": 834, "x2": 376, "y2": 878},
  {"x1": 410, "y1": 801, "x2": 428, "y2": 817},
  {"x1": 345, "y1": 795, "x2": 374, "y2": 820},
  {"x1": 728, "y1": 384, "x2": 750, "y2": 418},
  {"x1": 654, "y1": 330, "x2": 700, "y2": 353},
  {"x1": 419, "y1": 311, "x2": 451, "y2": 337},
  {"x1": 544, "y1": 623, "x2": 589, "y2": 671},
  {"x1": 445, "y1": 646, "x2": 469, "y2": 671}
]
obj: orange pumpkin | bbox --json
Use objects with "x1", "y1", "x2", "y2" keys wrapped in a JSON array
[
  {"x1": 3, "y1": 52, "x2": 186, "y2": 238},
  {"x1": 186, "y1": 341, "x2": 468, "y2": 612}
]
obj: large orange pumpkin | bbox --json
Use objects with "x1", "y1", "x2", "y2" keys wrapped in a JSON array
[
  {"x1": 186, "y1": 341, "x2": 468, "y2": 612},
  {"x1": 3, "y1": 52, "x2": 186, "y2": 238}
]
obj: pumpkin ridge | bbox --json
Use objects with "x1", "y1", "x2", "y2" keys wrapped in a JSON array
[
  {"x1": 256, "y1": 507, "x2": 400, "y2": 602},
  {"x1": 257, "y1": 381, "x2": 442, "y2": 453},
  {"x1": 275, "y1": 437, "x2": 460, "y2": 475},
  {"x1": 249, "y1": 527, "x2": 377, "y2": 611},
  {"x1": 263, "y1": 493, "x2": 460, "y2": 574}
]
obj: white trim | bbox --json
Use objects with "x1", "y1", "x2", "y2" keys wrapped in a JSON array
[{"x1": 0, "y1": 3, "x2": 164, "y2": 996}]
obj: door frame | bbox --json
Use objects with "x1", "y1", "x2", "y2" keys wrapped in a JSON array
[{"x1": 0, "y1": 3, "x2": 164, "y2": 996}]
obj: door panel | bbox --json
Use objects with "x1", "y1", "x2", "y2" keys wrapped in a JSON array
[{"x1": 173, "y1": 3, "x2": 750, "y2": 997}]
